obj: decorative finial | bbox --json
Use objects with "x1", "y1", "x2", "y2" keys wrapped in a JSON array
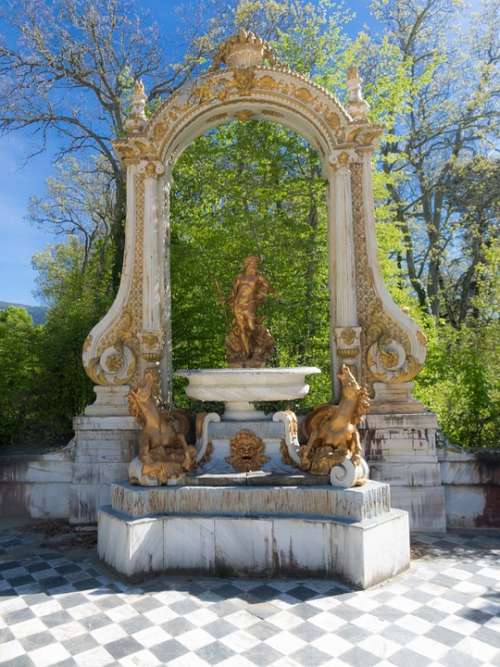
[
  {"x1": 125, "y1": 78, "x2": 147, "y2": 133},
  {"x1": 211, "y1": 30, "x2": 277, "y2": 70},
  {"x1": 346, "y1": 65, "x2": 369, "y2": 121}
]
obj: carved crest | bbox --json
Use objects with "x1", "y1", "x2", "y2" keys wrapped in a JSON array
[
  {"x1": 227, "y1": 430, "x2": 269, "y2": 472},
  {"x1": 211, "y1": 29, "x2": 277, "y2": 69}
]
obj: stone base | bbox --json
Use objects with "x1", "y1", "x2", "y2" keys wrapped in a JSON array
[
  {"x1": 370, "y1": 382, "x2": 426, "y2": 414},
  {"x1": 84, "y1": 386, "x2": 131, "y2": 416},
  {"x1": 361, "y1": 412, "x2": 446, "y2": 532},
  {"x1": 112, "y1": 479, "x2": 391, "y2": 520},
  {"x1": 98, "y1": 480, "x2": 410, "y2": 588},
  {"x1": 70, "y1": 415, "x2": 139, "y2": 524}
]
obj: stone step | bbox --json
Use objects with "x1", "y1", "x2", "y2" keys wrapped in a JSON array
[
  {"x1": 98, "y1": 503, "x2": 410, "y2": 588},
  {"x1": 111, "y1": 480, "x2": 391, "y2": 522}
]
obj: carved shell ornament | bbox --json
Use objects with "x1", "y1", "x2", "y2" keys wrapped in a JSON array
[
  {"x1": 367, "y1": 335, "x2": 415, "y2": 383},
  {"x1": 211, "y1": 29, "x2": 278, "y2": 70}
]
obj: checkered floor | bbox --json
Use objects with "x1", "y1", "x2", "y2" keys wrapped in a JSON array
[{"x1": 0, "y1": 526, "x2": 499, "y2": 667}]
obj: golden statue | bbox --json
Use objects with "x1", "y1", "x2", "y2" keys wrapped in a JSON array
[
  {"x1": 299, "y1": 365, "x2": 370, "y2": 475},
  {"x1": 128, "y1": 370, "x2": 197, "y2": 484},
  {"x1": 224, "y1": 256, "x2": 275, "y2": 367}
]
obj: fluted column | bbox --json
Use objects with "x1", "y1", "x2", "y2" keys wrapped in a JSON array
[
  {"x1": 159, "y1": 167, "x2": 174, "y2": 404},
  {"x1": 138, "y1": 161, "x2": 165, "y2": 385},
  {"x1": 327, "y1": 149, "x2": 362, "y2": 398}
]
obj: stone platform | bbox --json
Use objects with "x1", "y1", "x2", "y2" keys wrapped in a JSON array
[{"x1": 98, "y1": 480, "x2": 410, "y2": 588}]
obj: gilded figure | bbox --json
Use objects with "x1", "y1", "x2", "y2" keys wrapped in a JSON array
[
  {"x1": 128, "y1": 370, "x2": 197, "y2": 484},
  {"x1": 300, "y1": 365, "x2": 370, "y2": 475},
  {"x1": 224, "y1": 256, "x2": 275, "y2": 367}
]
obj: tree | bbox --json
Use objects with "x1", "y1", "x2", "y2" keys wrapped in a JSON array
[
  {"x1": 368, "y1": 0, "x2": 500, "y2": 321},
  {"x1": 0, "y1": 307, "x2": 42, "y2": 446},
  {"x1": 0, "y1": 0, "x2": 222, "y2": 288},
  {"x1": 28, "y1": 156, "x2": 115, "y2": 274}
]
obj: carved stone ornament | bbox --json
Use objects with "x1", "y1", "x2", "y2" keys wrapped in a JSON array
[
  {"x1": 299, "y1": 365, "x2": 370, "y2": 480},
  {"x1": 273, "y1": 410, "x2": 301, "y2": 465},
  {"x1": 125, "y1": 79, "x2": 147, "y2": 133},
  {"x1": 226, "y1": 430, "x2": 269, "y2": 473},
  {"x1": 81, "y1": 29, "x2": 427, "y2": 415},
  {"x1": 211, "y1": 29, "x2": 277, "y2": 70},
  {"x1": 346, "y1": 66, "x2": 369, "y2": 121},
  {"x1": 128, "y1": 370, "x2": 197, "y2": 486}
]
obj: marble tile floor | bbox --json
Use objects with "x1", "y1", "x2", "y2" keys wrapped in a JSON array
[{"x1": 0, "y1": 523, "x2": 499, "y2": 667}]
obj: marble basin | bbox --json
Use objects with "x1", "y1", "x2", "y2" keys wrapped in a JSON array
[{"x1": 175, "y1": 367, "x2": 321, "y2": 421}]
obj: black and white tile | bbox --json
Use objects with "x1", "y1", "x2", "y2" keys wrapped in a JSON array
[{"x1": 0, "y1": 528, "x2": 499, "y2": 666}]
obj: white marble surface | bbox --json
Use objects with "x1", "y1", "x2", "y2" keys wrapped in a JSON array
[
  {"x1": 98, "y1": 510, "x2": 164, "y2": 577},
  {"x1": 84, "y1": 385, "x2": 131, "y2": 416},
  {"x1": 215, "y1": 517, "x2": 273, "y2": 575},
  {"x1": 97, "y1": 504, "x2": 410, "y2": 588},
  {"x1": 164, "y1": 517, "x2": 216, "y2": 572},
  {"x1": 175, "y1": 367, "x2": 320, "y2": 421},
  {"x1": 362, "y1": 411, "x2": 446, "y2": 531},
  {"x1": 111, "y1": 480, "x2": 392, "y2": 521}
]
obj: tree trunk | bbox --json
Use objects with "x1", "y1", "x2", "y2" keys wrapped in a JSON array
[{"x1": 111, "y1": 170, "x2": 127, "y2": 294}]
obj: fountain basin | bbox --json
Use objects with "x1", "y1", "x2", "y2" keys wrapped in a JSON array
[{"x1": 175, "y1": 367, "x2": 321, "y2": 420}]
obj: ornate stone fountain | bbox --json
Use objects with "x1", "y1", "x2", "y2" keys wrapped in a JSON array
[{"x1": 89, "y1": 30, "x2": 425, "y2": 584}]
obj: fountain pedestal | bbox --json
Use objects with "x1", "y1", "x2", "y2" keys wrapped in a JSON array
[
  {"x1": 174, "y1": 367, "x2": 321, "y2": 474},
  {"x1": 98, "y1": 479, "x2": 410, "y2": 587},
  {"x1": 98, "y1": 365, "x2": 411, "y2": 587}
]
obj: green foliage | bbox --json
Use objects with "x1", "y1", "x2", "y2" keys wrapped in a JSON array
[
  {"x1": 171, "y1": 119, "x2": 331, "y2": 409},
  {"x1": 0, "y1": 240, "x2": 113, "y2": 448},
  {"x1": 0, "y1": 307, "x2": 43, "y2": 446},
  {"x1": 415, "y1": 321, "x2": 500, "y2": 449},
  {"x1": 1, "y1": 0, "x2": 497, "y2": 450}
]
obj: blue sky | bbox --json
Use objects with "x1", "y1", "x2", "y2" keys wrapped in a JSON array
[{"x1": 0, "y1": 0, "x2": 376, "y2": 306}]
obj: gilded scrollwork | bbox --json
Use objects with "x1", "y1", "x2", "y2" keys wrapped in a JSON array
[
  {"x1": 350, "y1": 162, "x2": 424, "y2": 388},
  {"x1": 83, "y1": 174, "x2": 145, "y2": 387}
]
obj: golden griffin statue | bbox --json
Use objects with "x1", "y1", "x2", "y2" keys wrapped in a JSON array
[
  {"x1": 224, "y1": 256, "x2": 275, "y2": 367},
  {"x1": 300, "y1": 365, "x2": 370, "y2": 475},
  {"x1": 128, "y1": 370, "x2": 197, "y2": 484}
]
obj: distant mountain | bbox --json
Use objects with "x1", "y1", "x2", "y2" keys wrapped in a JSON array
[{"x1": 0, "y1": 301, "x2": 48, "y2": 325}]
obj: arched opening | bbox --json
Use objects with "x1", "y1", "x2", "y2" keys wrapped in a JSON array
[{"x1": 169, "y1": 117, "x2": 331, "y2": 408}]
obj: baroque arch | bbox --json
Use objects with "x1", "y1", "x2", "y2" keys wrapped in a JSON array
[{"x1": 82, "y1": 30, "x2": 427, "y2": 411}]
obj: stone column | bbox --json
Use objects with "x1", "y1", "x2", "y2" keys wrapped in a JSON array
[
  {"x1": 137, "y1": 161, "x2": 165, "y2": 383},
  {"x1": 356, "y1": 148, "x2": 446, "y2": 532},
  {"x1": 327, "y1": 149, "x2": 362, "y2": 399},
  {"x1": 159, "y1": 167, "x2": 174, "y2": 404}
]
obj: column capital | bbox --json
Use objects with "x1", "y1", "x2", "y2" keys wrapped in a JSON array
[
  {"x1": 139, "y1": 160, "x2": 165, "y2": 178},
  {"x1": 327, "y1": 148, "x2": 358, "y2": 174},
  {"x1": 356, "y1": 145, "x2": 375, "y2": 160}
]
